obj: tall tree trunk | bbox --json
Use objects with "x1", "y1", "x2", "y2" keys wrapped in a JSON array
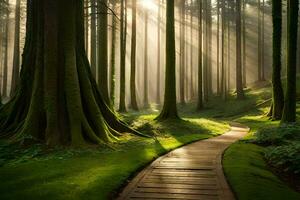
[
  {"x1": 0, "y1": 0, "x2": 145, "y2": 146},
  {"x1": 84, "y1": 0, "x2": 89, "y2": 54},
  {"x1": 97, "y1": 0, "x2": 110, "y2": 105},
  {"x1": 197, "y1": 0, "x2": 203, "y2": 110},
  {"x1": 11, "y1": 0, "x2": 21, "y2": 97},
  {"x1": 130, "y1": 0, "x2": 138, "y2": 110},
  {"x1": 221, "y1": 0, "x2": 227, "y2": 100},
  {"x1": 207, "y1": 0, "x2": 212, "y2": 96},
  {"x1": 236, "y1": 0, "x2": 245, "y2": 99},
  {"x1": 261, "y1": 0, "x2": 265, "y2": 81},
  {"x1": 119, "y1": 0, "x2": 127, "y2": 112},
  {"x1": 2, "y1": 0, "x2": 9, "y2": 98},
  {"x1": 157, "y1": 0, "x2": 178, "y2": 120},
  {"x1": 90, "y1": 0, "x2": 97, "y2": 77},
  {"x1": 227, "y1": 1, "x2": 231, "y2": 93},
  {"x1": 179, "y1": 0, "x2": 185, "y2": 105},
  {"x1": 110, "y1": 0, "x2": 117, "y2": 107},
  {"x1": 217, "y1": 0, "x2": 220, "y2": 95},
  {"x1": 156, "y1": 0, "x2": 161, "y2": 104},
  {"x1": 271, "y1": 0, "x2": 284, "y2": 120},
  {"x1": 190, "y1": 2, "x2": 194, "y2": 100},
  {"x1": 257, "y1": 0, "x2": 262, "y2": 81},
  {"x1": 203, "y1": 0, "x2": 208, "y2": 101},
  {"x1": 282, "y1": 0, "x2": 299, "y2": 123},
  {"x1": 143, "y1": 10, "x2": 149, "y2": 108},
  {"x1": 242, "y1": 0, "x2": 247, "y2": 87}
]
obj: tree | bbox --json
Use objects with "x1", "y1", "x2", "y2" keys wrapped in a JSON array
[
  {"x1": 281, "y1": 0, "x2": 299, "y2": 123},
  {"x1": 216, "y1": 0, "x2": 220, "y2": 95},
  {"x1": 197, "y1": 0, "x2": 203, "y2": 110},
  {"x1": 97, "y1": 0, "x2": 110, "y2": 105},
  {"x1": 156, "y1": 0, "x2": 161, "y2": 104},
  {"x1": 10, "y1": 0, "x2": 21, "y2": 97},
  {"x1": 90, "y1": 0, "x2": 97, "y2": 77},
  {"x1": 179, "y1": 0, "x2": 186, "y2": 105},
  {"x1": 156, "y1": 0, "x2": 178, "y2": 120},
  {"x1": 110, "y1": 0, "x2": 117, "y2": 107},
  {"x1": 2, "y1": 0, "x2": 9, "y2": 98},
  {"x1": 130, "y1": 0, "x2": 138, "y2": 110},
  {"x1": 221, "y1": 0, "x2": 227, "y2": 100},
  {"x1": 242, "y1": 0, "x2": 247, "y2": 87},
  {"x1": 257, "y1": 0, "x2": 262, "y2": 81},
  {"x1": 143, "y1": 9, "x2": 149, "y2": 109},
  {"x1": 270, "y1": 0, "x2": 284, "y2": 120},
  {"x1": 119, "y1": 0, "x2": 127, "y2": 112},
  {"x1": 236, "y1": 0, "x2": 245, "y2": 99},
  {"x1": 0, "y1": 0, "x2": 144, "y2": 146}
]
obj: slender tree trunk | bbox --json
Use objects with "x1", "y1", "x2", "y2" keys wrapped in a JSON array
[
  {"x1": 207, "y1": 0, "x2": 212, "y2": 96},
  {"x1": 261, "y1": 0, "x2": 265, "y2": 81},
  {"x1": 179, "y1": 0, "x2": 186, "y2": 105},
  {"x1": 227, "y1": 1, "x2": 231, "y2": 93},
  {"x1": 11, "y1": 0, "x2": 21, "y2": 97},
  {"x1": 197, "y1": 0, "x2": 203, "y2": 110},
  {"x1": 2, "y1": 0, "x2": 9, "y2": 98},
  {"x1": 217, "y1": 0, "x2": 220, "y2": 95},
  {"x1": 282, "y1": 0, "x2": 299, "y2": 123},
  {"x1": 156, "y1": 0, "x2": 161, "y2": 104},
  {"x1": 130, "y1": 0, "x2": 138, "y2": 110},
  {"x1": 190, "y1": 2, "x2": 194, "y2": 100},
  {"x1": 156, "y1": 0, "x2": 178, "y2": 120},
  {"x1": 97, "y1": 0, "x2": 110, "y2": 105},
  {"x1": 236, "y1": 0, "x2": 245, "y2": 99},
  {"x1": 90, "y1": 0, "x2": 97, "y2": 77},
  {"x1": 257, "y1": 0, "x2": 262, "y2": 81},
  {"x1": 242, "y1": 0, "x2": 247, "y2": 87},
  {"x1": 221, "y1": 0, "x2": 226, "y2": 100},
  {"x1": 84, "y1": 0, "x2": 89, "y2": 54},
  {"x1": 110, "y1": 1, "x2": 117, "y2": 107},
  {"x1": 119, "y1": 0, "x2": 127, "y2": 112},
  {"x1": 143, "y1": 10, "x2": 149, "y2": 108},
  {"x1": 271, "y1": 0, "x2": 284, "y2": 120}
]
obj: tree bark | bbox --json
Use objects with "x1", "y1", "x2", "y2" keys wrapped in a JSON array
[
  {"x1": 281, "y1": 0, "x2": 299, "y2": 123},
  {"x1": 90, "y1": 0, "x2": 97, "y2": 77},
  {"x1": 179, "y1": 0, "x2": 185, "y2": 105},
  {"x1": 236, "y1": 0, "x2": 245, "y2": 99},
  {"x1": 156, "y1": 0, "x2": 178, "y2": 120},
  {"x1": 271, "y1": 0, "x2": 284, "y2": 120},
  {"x1": 143, "y1": 10, "x2": 149, "y2": 108},
  {"x1": 119, "y1": 0, "x2": 127, "y2": 112},
  {"x1": 10, "y1": 0, "x2": 21, "y2": 97},
  {"x1": 97, "y1": 0, "x2": 110, "y2": 105},
  {"x1": 0, "y1": 0, "x2": 145, "y2": 146},
  {"x1": 197, "y1": 0, "x2": 203, "y2": 110},
  {"x1": 130, "y1": 0, "x2": 138, "y2": 110}
]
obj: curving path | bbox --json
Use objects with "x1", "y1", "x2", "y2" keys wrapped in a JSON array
[{"x1": 117, "y1": 122, "x2": 249, "y2": 200}]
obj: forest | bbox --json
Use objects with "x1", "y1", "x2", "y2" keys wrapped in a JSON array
[{"x1": 0, "y1": 0, "x2": 299, "y2": 199}]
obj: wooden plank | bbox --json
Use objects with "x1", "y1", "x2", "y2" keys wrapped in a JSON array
[
  {"x1": 137, "y1": 183, "x2": 218, "y2": 190},
  {"x1": 129, "y1": 192, "x2": 219, "y2": 200},
  {"x1": 142, "y1": 179, "x2": 217, "y2": 185},
  {"x1": 134, "y1": 187, "x2": 218, "y2": 195}
]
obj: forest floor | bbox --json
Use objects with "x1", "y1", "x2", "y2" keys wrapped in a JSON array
[{"x1": 0, "y1": 81, "x2": 299, "y2": 199}]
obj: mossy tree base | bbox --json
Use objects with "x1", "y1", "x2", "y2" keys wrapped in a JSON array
[{"x1": 0, "y1": 0, "x2": 144, "y2": 146}]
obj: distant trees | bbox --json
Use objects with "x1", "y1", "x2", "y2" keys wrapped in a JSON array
[
  {"x1": 197, "y1": 0, "x2": 203, "y2": 110},
  {"x1": 157, "y1": 0, "x2": 178, "y2": 120},
  {"x1": 179, "y1": 0, "x2": 186, "y2": 105}
]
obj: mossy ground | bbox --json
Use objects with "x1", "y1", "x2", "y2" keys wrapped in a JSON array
[
  {"x1": 0, "y1": 109, "x2": 228, "y2": 200},
  {"x1": 0, "y1": 80, "x2": 299, "y2": 199},
  {"x1": 223, "y1": 80, "x2": 300, "y2": 200}
]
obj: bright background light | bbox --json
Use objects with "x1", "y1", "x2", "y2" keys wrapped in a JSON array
[{"x1": 141, "y1": 0, "x2": 157, "y2": 11}]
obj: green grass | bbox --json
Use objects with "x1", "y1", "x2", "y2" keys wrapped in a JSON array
[
  {"x1": 223, "y1": 82, "x2": 300, "y2": 200},
  {"x1": 0, "y1": 116, "x2": 228, "y2": 200}
]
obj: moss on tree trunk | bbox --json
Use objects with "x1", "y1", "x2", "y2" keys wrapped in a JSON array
[{"x1": 0, "y1": 0, "x2": 145, "y2": 146}]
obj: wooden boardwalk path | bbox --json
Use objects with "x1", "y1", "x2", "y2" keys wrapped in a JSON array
[{"x1": 117, "y1": 123, "x2": 249, "y2": 200}]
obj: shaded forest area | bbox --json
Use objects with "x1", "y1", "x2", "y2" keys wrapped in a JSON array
[{"x1": 0, "y1": 0, "x2": 300, "y2": 199}]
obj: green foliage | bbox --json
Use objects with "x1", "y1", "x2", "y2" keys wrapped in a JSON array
[
  {"x1": 265, "y1": 143, "x2": 300, "y2": 174},
  {"x1": 252, "y1": 124, "x2": 300, "y2": 146}
]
